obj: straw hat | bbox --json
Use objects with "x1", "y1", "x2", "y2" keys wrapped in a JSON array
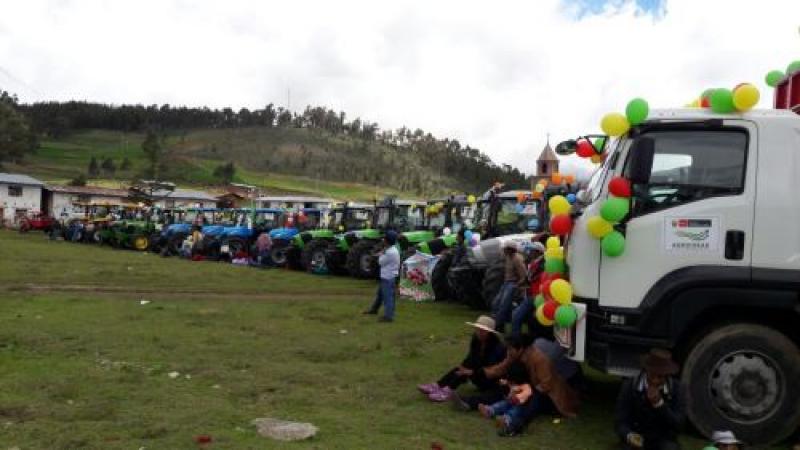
[
  {"x1": 465, "y1": 315, "x2": 499, "y2": 334},
  {"x1": 641, "y1": 348, "x2": 679, "y2": 375}
]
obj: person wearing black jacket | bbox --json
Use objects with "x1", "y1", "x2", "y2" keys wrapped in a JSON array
[
  {"x1": 418, "y1": 315, "x2": 506, "y2": 402},
  {"x1": 615, "y1": 349, "x2": 686, "y2": 450}
]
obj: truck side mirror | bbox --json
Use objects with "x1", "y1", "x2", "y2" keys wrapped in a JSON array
[
  {"x1": 628, "y1": 137, "x2": 655, "y2": 185},
  {"x1": 555, "y1": 140, "x2": 577, "y2": 155}
]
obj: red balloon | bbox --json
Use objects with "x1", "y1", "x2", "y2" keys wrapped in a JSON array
[
  {"x1": 701, "y1": 96, "x2": 710, "y2": 108},
  {"x1": 543, "y1": 301, "x2": 558, "y2": 320},
  {"x1": 531, "y1": 281, "x2": 541, "y2": 296},
  {"x1": 541, "y1": 279, "x2": 553, "y2": 296},
  {"x1": 543, "y1": 273, "x2": 563, "y2": 283},
  {"x1": 549, "y1": 214, "x2": 573, "y2": 235},
  {"x1": 608, "y1": 177, "x2": 632, "y2": 198},
  {"x1": 576, "y1": 139, "x2": 595, "y2": 158}
]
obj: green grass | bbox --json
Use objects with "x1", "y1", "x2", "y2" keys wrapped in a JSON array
[{"x1": 0, "y1": 230, "x2": 720, "y2": 449}]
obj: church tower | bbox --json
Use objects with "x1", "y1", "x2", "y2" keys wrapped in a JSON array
[{"x1": 534, "y1": 138, "x2": 559, "y2": 183}]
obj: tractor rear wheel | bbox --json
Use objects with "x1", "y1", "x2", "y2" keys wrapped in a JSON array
[
  {"x1": 132, "y1": 234, "x2": 149, "y2": 252},
  {"x1": 227, "y1": 237, "x2": 248, "y2": 259},
  {"x1": 431, "y1": 252, "x2": 453, "y2": 302},
  {"x1": 302, "y1": 239, "x2": 331, "y2": 273},
  {"x1": 481, "y1": 259, "x2": 506, "y2": 310},
  {"x1": 347, "y1": 240, "x2": 379, "y2": 279},
  {"x1": 270, "y1": 240, "x2": 290, "y2": 266},
  {"x1": 168, "y1": 234, "x2": 186, "y2": 256}
]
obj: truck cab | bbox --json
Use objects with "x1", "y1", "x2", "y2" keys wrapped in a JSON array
[{"x1": 563, "y1": 108, "x2": 800, "y2": 444}]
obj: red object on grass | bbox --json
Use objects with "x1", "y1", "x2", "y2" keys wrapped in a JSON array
[{"x1": 194, "y1": 434, "x2": 213, "y2": 444}]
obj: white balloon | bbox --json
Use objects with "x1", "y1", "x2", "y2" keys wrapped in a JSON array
[{"x1": 442, "y1": 227, "x2": 452, "y2": 236}]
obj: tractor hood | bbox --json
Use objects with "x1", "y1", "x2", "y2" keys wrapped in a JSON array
[
  {"x1": 400, "y1": 230, "x2": 435, "y2": 245},
  {"x1": 465, "y1": 233, "x2": 535, "y2": 269},
  {"x1": 202, "y1": 225, "x2": 226, "y2": 237},
  {"x1": 223, "y1": 226, "x2": 255, "y2": 239},
  {"x1": 164, "y1": 223, "x2": 191, "y2": 236},
  {"x1": 270, "y1": 227, "x2": 299, "y2": 241}
]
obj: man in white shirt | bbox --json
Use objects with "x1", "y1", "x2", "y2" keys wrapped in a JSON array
[{"x1": 363, "y1": 230, "x2": 400, "y2": 322}]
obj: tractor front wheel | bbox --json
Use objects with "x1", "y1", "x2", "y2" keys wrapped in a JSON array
[
  {"x1": 227, "y1": 237, "x2": 248, "y2": 259},
  {"x1": 347, "y1": 240, "x2": 379, "y2": 279},
  {"x1": 302, "y1": 239, "x2": 330, "y2": 273},
  {"x1": 270, "y1": 240, "x2": 290, "y2": 267},
  {"x1": 132, "y1": 234, "x2": 149, "y2": 252}
]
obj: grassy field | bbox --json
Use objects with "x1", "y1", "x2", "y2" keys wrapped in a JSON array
[
  {"x1": 0, "y1": 230, "x2": 719, "y2": 450},
  {"x1": 5, "y1": 129, "x2": 424, "y2": 201}
]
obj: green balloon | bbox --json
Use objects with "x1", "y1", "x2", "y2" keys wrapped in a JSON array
[
  {"x1": 787, "y1": 60, "x2": 800, "y2": 75},
  {"x1": 710, "y1": 88, "x2": 735, "y2": 113},
  {"x1": 625, "y1": 98, "x2": 649, "y2": 126},
  {"x1": 593, "y1": 137, "x2": 606, "y2": 154},
  {"x1": 544, "y1": 258, "x2": 565, "y2": 274},
  {"x1": 602, "y1": 231, "x2": 626, "y2": 257},
  {"x1": 600, "y1": 197, "x2": 630, "y2": 223},
  {"x1": 766, "y1": 70, "x2": 785, "y2": 88},
  {"x1": 534, "y1": 294, "x2": 546, "y2": 308},
  {"x1": 554, "y1": 305, "x2": 578, "y2": 328},
  {"x1": 701, "y1": 88, "x2": 715, "y2": 99}
]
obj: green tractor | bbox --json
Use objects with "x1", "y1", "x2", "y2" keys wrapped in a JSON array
[
  {"x1": 297, "y1": 203, "x2": 374, "y2": 274},
  {"x1": 344, "y1": 197, "x2": 428, "y2": 279},
  {"x1": 99, "y1": 219, "x2": 157, "y2": 251}
]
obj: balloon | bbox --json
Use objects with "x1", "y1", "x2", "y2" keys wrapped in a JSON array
[
  {"x1": 701, "y1": 88, "x2": 715, "y2": 99},
  {"x1": 576, "y1": 139, "x2": 595, "y2": 158},
  {"x1": 710, "y1": 88, "x2": 735, "y2": 114},
  {"x1": 732, "y1": 83, "x2": 759, "y2": 111},
  {"x1": 549, "y1": 214, "x2": 573, "y2": 235},
  {"x1": 535, "y1": 183, "x2": 545, "y2": 193},
  {"x1": 551, "y1": 172, "x2": 563, "y2": 185},
  {"x1": 442, "y1": 227, "x2": 452, "y2": 236},
  {"x1": 543, "y1": 301, "x2": 558, "y2": 320},
  {"x1": 700, "y1": 96, "x2": 710, "y2": 108},
  {"x1": 472, "y1": 233, "x2": 481, "y2": 243},
  {"x1": 467, "y1": 195, "x2": 476, "y2": 204},
  {"x1": 549, "y1": 279, "x2": 573, "y2": 305},
  {"x1": 536, "y1": 305, "x2": 554, "y2": 326},
  {"x1": 586, "y1": 215, "x2": 614, "y2": 239},
  {"x1": 566, "y1": 193, "x2": 577, "y2": 204},
  {"x1": 516, "y1": 192, "x2": 526, "y2": 203},
  {"x1": 541, "y1": 278, "x2": 554, "y2": 297},
  {"x1": 546, "y1": 236, "x2": 561, "y2": 249},
  {"x1": 564, "y1": 174, "x2": 576, "y2": 185},
  {"x1": 591, "y1": 154, "x2": 603, "y2": 164},
  {"x1": 534, "y1": 294, "x2": 546, "y2": 309},
  {"x1": 788, "y1": 60, "x2": 800, "y2": 75},
  {"x1": 555, "y1": 305, "x2": 578, "y2": 328},
  {"x1": 765, "y1": 70, "x2": 785, "y2": 88},
  {"x1": 545, "y1": 247, "x2": 564, "y2": 260},
  {"x1": 469, "y1": 237, "x2": 479, "y2": 247},
  {"x1": 608, "y1": 177, "x2": 632, "y2": 198},
  {"x1": 600, "y1": 197, "x2": 630, "y2": 223},
  {"x1": 544, "y1": 257, "x2": 565, "y2": 274},
  {"x1": 533, "y1": 191, "x2": 543, "y2": 199},
  {"x1": 602, "y1": 231, "x2": 626, "y2": 257},
  {"x1": 601, "y1": 112, "x2": 630, "y2": 137},
  {"x1": 625, "y1": 98, "x2": 649, "y2": 126},
  {"x1": 464, "y1": 230, "x2": 473, "y2": 241},
  {"x1": 688, "y1": 99, "x2": 701, "y2": 108},
  {"x1": 593, "y1": 137, "x2": 606, "y2": 154},
  {"x1": 548, "y1": 195, "x2": 571, "y2": 215}
]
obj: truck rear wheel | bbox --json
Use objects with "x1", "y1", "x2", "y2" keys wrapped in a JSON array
[
  {"x1": 347, "y1": 240, "x2": 379, "y2": 279},
  {"x1": 481, "y1": 260, "x2": 506, "y2": 311},
  {"x1": 681, "y1": 323, "x2": 800, "y2": 445},
  {"x1": 302, "y1": 240, "x2": 330, "y2": 273},
  {"x1": 431, "y1": 252, "x2": 453, "y2": 302}
]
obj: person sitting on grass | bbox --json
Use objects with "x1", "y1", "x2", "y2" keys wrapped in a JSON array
[
  {"x1": 614, "y1": 348, "x2": 685, "y2": 450},
  {"x1": 478, "y1": 361, "x2": 533, "y2": 437},
  {"x1": 418, "y1": 315, "x2": 506, "y2": 402},
  {"x1": 710, "y1": 430, "x2": 743, "y2": 450},
  {"x1": 362, "y1": 230, "x2": 400, "y2": 322}
]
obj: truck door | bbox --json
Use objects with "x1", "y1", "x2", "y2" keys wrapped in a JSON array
[{"x1": 598, "y1": 121, "x2": 757, "y2": 328}]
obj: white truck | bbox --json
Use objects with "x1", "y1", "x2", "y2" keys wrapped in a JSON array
[{"x1": 561, "y1": 107, "x2": 800, "y2": 445}]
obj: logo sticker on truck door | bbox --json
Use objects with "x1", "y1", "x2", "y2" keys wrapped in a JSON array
[{"x1": 663, "y1": 217, "x2": 720, "y2": 253}]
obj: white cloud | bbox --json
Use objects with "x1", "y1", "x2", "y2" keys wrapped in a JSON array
[{"x1": 1, "y1": 0, "x2": 800, "y2": 176}]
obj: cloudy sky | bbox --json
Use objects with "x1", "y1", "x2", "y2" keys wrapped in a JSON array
[{"x1": 1, "y1": 0, "x2": 799, "y2": 177}]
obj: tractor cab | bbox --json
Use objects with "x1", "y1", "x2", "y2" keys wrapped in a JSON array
[
  {"x1": 372, "y1": 198, "x2": 426, "y2": 233},
  {"x1": 425, "y1": 195, "x2": 477, "y2": 236},
  {"x1": 477, "y1": 189, "x2": 544, "y2": 239},
  {"x1": 328, "y1": 204, "x2": 373, "y2": 232}
]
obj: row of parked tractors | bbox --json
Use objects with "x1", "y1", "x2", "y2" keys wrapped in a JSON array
[{"x1": 27, "y1": 184, "x2": 571, "y2": 310}]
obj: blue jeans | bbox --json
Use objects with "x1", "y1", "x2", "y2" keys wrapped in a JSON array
[
  {"x1": 487, "y1": 399, "x2": 526, "y2": 425},
  {"x1": 511, "y1": 295, "x2": 533, "y2": 337},
  {"x1": 369, "y1": 278, "x2": 396, "y2": 320},
  {"x1": 507, "y1": 389, "x2": 555, "y2": 432},
  {"x1": 492, "y1": 282, "x2": 517, "y2": 332}
]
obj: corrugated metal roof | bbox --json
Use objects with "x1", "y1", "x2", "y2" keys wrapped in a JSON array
[
  {"x1": 152, "y1": 188, "x2": 217, "y2": 201},
  {"x1": 0, "y1": 172, "x2": 45, "y2": 186},
  {"x1": 47, "y1": 185, "x2": 129, "y2": 197},
  {"x1": 256, "y1": 195, "x2": 334, "y2": 203}
]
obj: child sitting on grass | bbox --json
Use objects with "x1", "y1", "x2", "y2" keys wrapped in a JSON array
[{"x1": 478, "y1": 361, "x2": 533, "y2": 437}]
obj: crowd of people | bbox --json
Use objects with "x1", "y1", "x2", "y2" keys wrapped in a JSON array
[{"x1": 362, "y1": 230, "x2": 751, "y2": 448}]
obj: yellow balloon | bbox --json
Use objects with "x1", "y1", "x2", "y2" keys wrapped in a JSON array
[
  {"x1": 545, "y1": 247, "x2": 564, "y2": 260},
  {"x1": 591, "y1": 154, "x2": 603, "y2": 164},
  {"x1": 689, "y1": 99, "x2": 701, "y2": 108},
  {"x1": 600, "y1": 112, "x2": 630, "y2": 137},
  {"x1": 548, "y1": 195, "x2": 571, "y2": 215},
  {"x1": 467, "y1": 195, "x2": 476, "y2": 204},
  {"x1": 733, "y1": 84, "x2": 760, "y2": 111},
  {"x1": 546, "y1": 236, "x2": 560, "y2": 249},
  {"x1": 536, "y1": 305, "x2": 554, "y2": 326},
  {"x1": 586, "y1": 215, "x2": 613, "y2": 239},
  {"x1": 550, "y1": 279, "x2": 573, "y2": 305},
  {"x1": 535, "y1": 184, "x2": 545, "y2": 193}
]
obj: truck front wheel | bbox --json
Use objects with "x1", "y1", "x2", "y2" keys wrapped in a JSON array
[{"x1": 681, "y1": 323, "x2": 800, "y2": 445}]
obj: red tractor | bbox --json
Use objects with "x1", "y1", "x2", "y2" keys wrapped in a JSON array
[{"x1": 18, "y1": 212, "x2": 56, "y2": 233}]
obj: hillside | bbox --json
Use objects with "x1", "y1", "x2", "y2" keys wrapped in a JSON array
[{"x1": 4, "y1": 129, "x2": 437, "y2": 201}]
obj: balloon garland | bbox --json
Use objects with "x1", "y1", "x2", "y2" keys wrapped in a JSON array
[
  {"x1": 688, "y1": 83, "x2": 759, "y2": 112},
  {"x1": 534, "y1": 234, "x2": 579, "y2": 327},
  {"x1": 584, "y1": 176, "x2": 632, "y2": 258}
]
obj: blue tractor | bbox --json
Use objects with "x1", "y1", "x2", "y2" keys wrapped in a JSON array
[
  {"x1": 217, "y1": 208, "x2": 285, "y2": 260},
  {"x1": 156, "y1": 208, "x2": 222, "y2": 256},
  {"x1": 266, "y1": 208, "x2": 324, "y2": 268}
]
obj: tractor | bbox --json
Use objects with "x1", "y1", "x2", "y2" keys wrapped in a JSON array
[
  {"x1": 217, "y1": 208, "x2": 285, "y2": 260},
  {"x1": 156, "y1": 208, "x2": 221, "y2": 256},
  {"x1": 292, "y1": 203, "x2": 374, "y2": 273},
  {"x1": 18, "y1": 212, "x2": 56, "y2": 234},
  {"x1": 343, "y1": 197, "x2": 427, "y2": 279},
  {"x1": 445, "y1": 186, "x2": 546, "y2": 309},
  {"x1": 266, "y1": 208, "x2": 324, "y2": 268}
]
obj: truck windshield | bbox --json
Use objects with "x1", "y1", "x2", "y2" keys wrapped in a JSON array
[{"x1": 496, "y1": 200, "x2": 540, "y2": 235}]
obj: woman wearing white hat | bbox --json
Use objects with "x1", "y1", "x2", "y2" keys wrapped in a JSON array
[
  {"x1": 710, "y1": 430, "x2": 742, "y2": 450},
  {"x1": 418, "y1": 315, "x2": 507, "y2": 402}
]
